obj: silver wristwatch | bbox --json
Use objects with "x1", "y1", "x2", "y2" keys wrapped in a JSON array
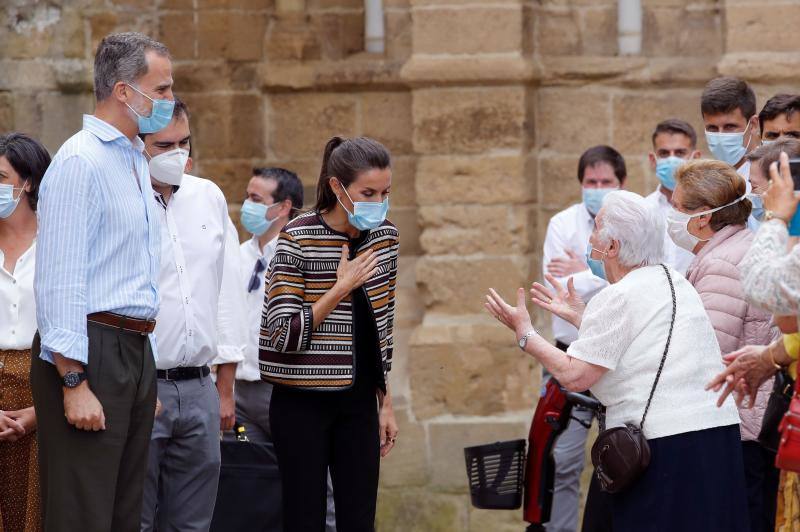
[{"x1": 518, "y1": 329, "x2": 538, "y2": 350}]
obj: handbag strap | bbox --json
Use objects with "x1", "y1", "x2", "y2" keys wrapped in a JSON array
[{"x1": 639, "y1": 264, "x2": 677, "y2": 429}]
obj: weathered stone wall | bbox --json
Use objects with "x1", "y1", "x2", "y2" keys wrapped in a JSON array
[{"x1": 2, "y1": 0, "x2": 799, "y2": 529}]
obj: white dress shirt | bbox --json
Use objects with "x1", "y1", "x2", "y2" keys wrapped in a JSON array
[
  {"x1": 153, "y1": 174, "x2": 244, "y2": 369},
  {"x1": 237, "y1": 235, "x2": 278, "y2": 381},
  {"x1": 542, "y1": 203, "x2": 608, "y2": 345},
  {"x1": 644, "y1": 187, "x2": 695, "y2": 275},
  {"x1": 0, "y1": 243, "x2": 36, "y2": 350}
]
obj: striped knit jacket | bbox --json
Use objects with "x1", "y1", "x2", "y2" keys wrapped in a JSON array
[{"x1": 259, "y1": 211, "x2": 399, "y2": 390}]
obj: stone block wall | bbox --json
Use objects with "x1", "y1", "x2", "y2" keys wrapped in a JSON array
[{"x1": 2, "y1": 0, "x2": 799, "y2": 529}]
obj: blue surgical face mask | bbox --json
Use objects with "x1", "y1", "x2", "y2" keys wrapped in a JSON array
[
  {"x1": 705, "y1": 121, "x2": 752, "y2": 166},
  {"x1": 241, "y1": 199, "x2": 275, "y2": 236},
  {"x1": 339, "y1": 186, "x2": 389, "y2": 231},
  {"x1": 126, "y1": 84, "x2": 175, "y2": 134},
  {"x1": 748, "y1": 193, "x2": 765, "y2": 221},
  {"x1": 585, "y1": 242, "x2": 607, "y2": 281},
  {"x1": 582, "y1": 187, "x2": 617, "y2": 216},
  {"x1": 655, "y1": 156, "x2": 686, "y2": 191},
  {"x1": 0, "y1": 181, "x2": 26, "y2": 219},
  {"x1": 761, "y1": 139, "x2": 776, "y2": 147}
]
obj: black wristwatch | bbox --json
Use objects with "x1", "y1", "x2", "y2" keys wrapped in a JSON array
[{"x1": 62, "y1": 371, "x2": 88, "y2": 389}]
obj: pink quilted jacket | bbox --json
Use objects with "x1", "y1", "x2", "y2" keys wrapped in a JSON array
[{"x1": 685, "y1": 224, "x2": 780, "y2": 441}]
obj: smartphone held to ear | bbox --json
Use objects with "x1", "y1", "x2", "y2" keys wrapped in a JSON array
[{"x1": 787, "y1": 158, "x2": 800, "y2": 236}]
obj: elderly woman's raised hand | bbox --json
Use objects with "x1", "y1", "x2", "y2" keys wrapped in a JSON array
[
  {"x1": 485, "y1": 287, "x2": 533, "y2": 338},
  {"x1": 763, "y1": 151, "x2": 800, "y2": 223},
  {"x1": 530, "y1": 274, "x2": 585, "y2": 329},
  {"x1": 705, "y1": 344, "x2": 778, "y2": 408}
]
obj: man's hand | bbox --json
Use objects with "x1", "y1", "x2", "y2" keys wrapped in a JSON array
[
  {"x1": 546, "y1": 249, "x2": 588, "y2": 278},
  {"x1": 219, "y1": 393, "x2": 235, "y2": 431},
  {"x1": 155, "y1": 398, "x2": 163, "y2": 417},
  {"x1": 215, "y1": 363, "x2": 237, "y2": 431},
  {"x1": 63, "y1": 382, "x2": 106, "y2": 431},
  {"x1": 0, "y1": 410, "x2": 26, "y2": 442}
]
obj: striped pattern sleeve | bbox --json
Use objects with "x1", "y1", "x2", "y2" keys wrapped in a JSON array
[
  {"x1": 261, "y1": 231, "x2": 313, "y2": 353},
  {"x1": 384, "y1": 238, "x2": 399, "y2": 373},
  {"x1": 35, "y1": 154, "x2": 97, "y2": 364}
]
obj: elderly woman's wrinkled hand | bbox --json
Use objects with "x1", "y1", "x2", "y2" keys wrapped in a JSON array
[
  {"x1": 530, "y1": 274, "x2": 585, "y2": 329},
  {"x1": 763, "y1": 151, "x2": 800, "y2": 223},
  {"x1": 485, "y1": 287, "x2": 533, "y2": 338},
  {"x1": 705, "y1": 344, "x2": 778, "y2": 408}
]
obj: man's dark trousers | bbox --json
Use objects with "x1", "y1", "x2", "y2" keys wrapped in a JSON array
[{"x1": 30, "y1": 321, "x2": 157, "y2": 532}]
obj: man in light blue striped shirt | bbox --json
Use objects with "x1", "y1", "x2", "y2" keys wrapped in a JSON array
[{"x1": 30, "y1": 32, "x2": 173, "y2": 532}]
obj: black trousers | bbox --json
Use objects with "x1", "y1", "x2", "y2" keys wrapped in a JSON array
[
  {"x1": 742, "y1": 440, "x2": 780, "y2": 532},
  {"x1": 30, "y1": 322, "x2": 157, "y2": 532},
  {"x1": 270, "y1": 382, "x2": 379, "y2": 532}
]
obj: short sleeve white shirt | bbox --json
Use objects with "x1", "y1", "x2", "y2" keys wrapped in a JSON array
[
  {"x1": 568, "y1": 265, "x2": 740, "y2": 440},
  {"x1": 0, "y1": 243, "x2": 36, "y2": 350}
]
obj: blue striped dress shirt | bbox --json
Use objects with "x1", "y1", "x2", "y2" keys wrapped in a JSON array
[{"x1": 35, "y1": 115, "x2": 161, "y2": 364}]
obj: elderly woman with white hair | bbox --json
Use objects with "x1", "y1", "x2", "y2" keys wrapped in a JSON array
[{"x1": 486, "y1": 190, "x2": 747, "y2": 531}]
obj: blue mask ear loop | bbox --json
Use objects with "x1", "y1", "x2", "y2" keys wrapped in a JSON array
[
  {"x1": 124, "y1": 84, "x2": 153, "y2": 119},
  {"x1": 338, "y1": 180, "x2": 357, "y2": 217}
]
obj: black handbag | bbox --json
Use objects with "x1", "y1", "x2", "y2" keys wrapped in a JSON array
[
  {"x1": 210, "y1": 424, "x2": 283, "y2": 532},
  {"x1": 759, "y1": 369, "x2": 795, "y2": 452},
  {"x1": 590, "y1": 264, "x2": 676, "y2": 494}
]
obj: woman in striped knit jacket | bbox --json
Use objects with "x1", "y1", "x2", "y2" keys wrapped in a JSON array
[{"x1": 260, "y1": 136, "x2": 400, "y2": 532}]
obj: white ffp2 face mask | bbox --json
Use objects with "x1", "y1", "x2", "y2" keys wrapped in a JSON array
[
  {"x1": 666, "y1": 193, "x2": 746, "y2": 253},
  {"x1": 148, "y1": 148, "x2": 189, "y2": 186}
]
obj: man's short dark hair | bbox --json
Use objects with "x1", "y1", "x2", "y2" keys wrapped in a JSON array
[
  {"x1": 253, "y1": 167, "x2": 304, "y2": 219},
  {"x1": 758, "y1": 94, "x2": 800, "y2": 133},
  {"x1": 651, "y1": 119, "x2": 697, "y2": 149},
  {"x1": 577, "y1": 145, "x2": 627, "y2": 184},
  {"x1": 94, "y1": 32, "x2": 170, "y2": 101},
  {"x1": 0, "y1": 132, "x2": 52, "y2": 211},
  {"x1": 701, "y1": 77, "x2": 757, "y2": 120},
  {"x1": 138, "y1": 96, "x2": 189, "y2": 141}
]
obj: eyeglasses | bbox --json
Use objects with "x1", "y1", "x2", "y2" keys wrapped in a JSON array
[{"x1": 248, "y1": 257, "x2": 268, "y2": 293}]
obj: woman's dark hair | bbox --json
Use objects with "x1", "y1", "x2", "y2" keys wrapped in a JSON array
[
  {"x1": 0, "y1": 132, "x2": 51, "y2": 211},
  {"x1": 314, "y1": 136, "x2": 391, "y2": 213}
]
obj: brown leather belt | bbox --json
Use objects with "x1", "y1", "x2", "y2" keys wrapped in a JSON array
[{"x1": 87, "y1": 312, "x2": 156, "y2": 335}]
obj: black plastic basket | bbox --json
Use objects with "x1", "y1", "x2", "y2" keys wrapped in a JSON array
[{"x1": 464, "y1": 439, "x2": 526, "y2": 510}]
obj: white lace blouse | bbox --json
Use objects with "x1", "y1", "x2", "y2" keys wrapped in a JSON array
[
  {"x1": 741, "y1": 219, "x2": 800, "y2": 316},
  {"x1": 567, "y1": 265, "x2": 741, "y2": 440}
]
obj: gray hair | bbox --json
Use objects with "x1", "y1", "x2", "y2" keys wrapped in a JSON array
[
  {"x1": 596, "y1": 190, "x2": 665, "y2": 268},
  {"x1": 93, "y1": 32, "x2": 170, "y2": 101}
]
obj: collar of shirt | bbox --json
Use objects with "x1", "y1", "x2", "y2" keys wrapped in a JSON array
[
  {"x1": 153, "y1": 186, "x2": 181, "y2": 210},
  {"x1": 82, "y1": 114, "x2": 145, "y2": 152},
  {"x1": 248, "y1": 234, "x2": 278, "y2": 259},
  {"x1": 578, "y1": 202, "x2": 594, "y2": 228}
]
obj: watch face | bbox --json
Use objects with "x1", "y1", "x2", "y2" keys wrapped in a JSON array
[{"x1": 63, "y1": 372, "x2": 81, "y2": 388}]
